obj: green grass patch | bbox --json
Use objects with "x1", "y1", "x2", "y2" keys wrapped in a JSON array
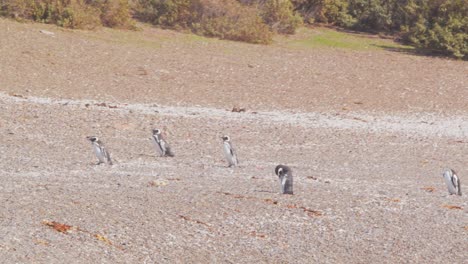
[{"x1": 288, "y1": 27, "x2": 414, "y2": 51}]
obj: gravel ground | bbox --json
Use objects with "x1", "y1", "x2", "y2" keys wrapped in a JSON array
[{"x1": 0, "y1": 18, "x2": 467, "y2": 263}]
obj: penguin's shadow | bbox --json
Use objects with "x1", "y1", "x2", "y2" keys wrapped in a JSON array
[
  {"x1": 213, "y1": 164, "x2": 239, "y2": 169},
  {"x1": 137, "y1": 153, "x2": 161, "y2": 158},
  {"x1": 254, "y1": 189, "x2": 276, "y2": 194}
]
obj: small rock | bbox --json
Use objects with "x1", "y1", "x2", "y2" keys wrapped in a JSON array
[
  {"x1": 148, "y1": 180, "x2": 168, "y2": 187},
  {"x1": 232, "y1": 107, "x2": 246, "y2": 113},
  {"x1": 40, "y1": 30, "x2": 55, "y2": 36}
]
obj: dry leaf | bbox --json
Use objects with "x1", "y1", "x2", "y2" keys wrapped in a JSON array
[
  {"x1": 306, "y1": 211, "x2": 322, "y2": 217},
  {"x1": 286, "y1": 204, "x2": 298, "y2": 209},
  {"x1": 94, "y1": 234, "x2": 112, "y2": 245},
  {"x1": 422, "y1": 187, "x2": 435, "y2": 192},
  {"x1": 443, "y1": 205, "x2": 463, "y2": 210},
  {"x1": 179, "y1": 215, "x2": 210, "y2": 227},
  {"x1": 42, "y1": 221, "x2": 73, "y2": 233},
  {"x1": 352, "y1": 117, "x2": 368, "y2": 122},
  {"x1": 137, "y1": 67, "x2": 148, "y2": 76},
  {"x1": 9, "y1": 92, "x2": 26, "y2": 98},
  {"x1": 33, "y1": 239, "x2": 50, "y2": 246},
  {"x1": 249, "y1": 231, "x2": 267, "y2": 238},
  {"x1": 264, "y1": 198, "x2": 278, "y2": 205},
  {"x1": 167, "y1": 178, "x2": 181, "y2": 181},
  {"x1": 300, "y1": 207, "x2": 322, "y2": 217}
]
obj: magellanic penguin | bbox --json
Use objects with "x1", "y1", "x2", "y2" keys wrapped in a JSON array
[
  {"x1": 86, "y1": 136, "x2": 113, "y2": 165},
  {"x1": 152, "y1": 129, "x2": 174, "y2": 157},
  {"x1": 442, "y1": 169, "x2": 462, "y2": 196},
  {"x1": 275, "y1": 165, "x2": 293, "y2": 194},
  {"x1": 221, "y1": 135, "x2": 238, "y2": 167}
]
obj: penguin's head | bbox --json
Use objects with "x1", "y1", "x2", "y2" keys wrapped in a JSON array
[
  {"x1": 443, "y1": 168, "x2": 455, "y2": 178},
  {"x1": 153, "y1": 129, "x2": 161, "y2": 135},
  {"x1": 221, "y1": 135, "x2": 230, "y2": 142},
  {"x1": 275, "y1": 165, "x2": 284, "y2": 177},
  {"x1": 87, "y1": 136, "x2": 98, "y2": 142},
  {"x1": 275, "y1": 165, "x2": 290, "y2": 177}
]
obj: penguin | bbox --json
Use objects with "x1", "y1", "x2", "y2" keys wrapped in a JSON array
[
  {"x1": 86, "y1": 136, "x2": 113, "y2": 165},
  {"x1": 151, "y1": 129, "x2": 174, "y2": 157},
  {"x1": 442, "y1": 168, "x2": 462, "y2": 196},
  {"x1": 275, "y1": 165, "x2": 293, "y2": 194},
  {"x1": 221, "y1": 135, "x2": 238, "y2": 167}
]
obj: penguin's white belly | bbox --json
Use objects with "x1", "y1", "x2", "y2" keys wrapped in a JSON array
[
  {"x1": 443, "y1": 175, "x2": 457, "y2": 194},
  {"x1": 223, "y1": 143, "x2": 237, "y2": 165},
  {"x1": 93, "y1": 145, "x2": 105, "y2": 163},
  {"x1": 223, "y1": 144, "x2": 231, "y2": 159}
]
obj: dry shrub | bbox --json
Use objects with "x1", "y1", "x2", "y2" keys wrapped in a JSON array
[
  {"x1": 99, "y1": 0, "x2": 135, "y2": 29},
  {"x1": 1, "y1": 0, "x2": 135, "y2": 29},
  {"x1": 132, "y1": 0, "x2": 197, "y2": 28},
  {"x1": 238, "y1": 0, "x2": 303, "y2": 34},
  {"x1": 59, "y1": 0, "x2": 101, "y2": 29},
  {"x1": 134, "y1": 0, "x2": 273, "y2": 44},
  {"x1": 195, "y1": 0, "x2": 272, "y2": 44},
  {"x1": 1, "y1": 0, "x2": 101, "y2": 29}
]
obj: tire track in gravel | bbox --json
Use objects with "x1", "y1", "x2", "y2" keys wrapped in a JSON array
[{"x1": 2, "y1": 92, "x2": 467, "y2": 139}]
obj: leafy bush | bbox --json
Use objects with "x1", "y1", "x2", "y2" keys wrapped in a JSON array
[
  {"x1": 260, "y1": 0, "x2": 302, "y2": 34},
  {"x1": 347, "y1": 0, "x2": 392, "y2": 31},
  {"x1": 401, "y1": 0, "x2": 467, "y2": 59},
  {"x1": 292, "y1": 0, "x2": 354, "y2": 27}
]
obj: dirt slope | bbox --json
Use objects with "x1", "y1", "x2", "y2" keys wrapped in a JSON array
[{"x1": 1, "y1": 18, "x2": 467, "y2": 114}]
